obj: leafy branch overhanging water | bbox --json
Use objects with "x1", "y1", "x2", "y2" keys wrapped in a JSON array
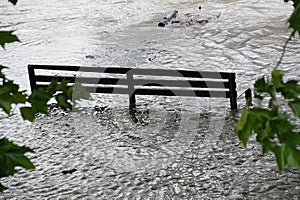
[
  {"x1": 0, "y1": 0, "x2": 91, "y2": 192},
  {"x1": 235, "y1": 0, "x2": 300, "y2": 171}
]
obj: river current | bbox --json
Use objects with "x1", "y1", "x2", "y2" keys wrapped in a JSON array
[{"x1": 1, "y1": 0, "x2": 300, "y2": 199}]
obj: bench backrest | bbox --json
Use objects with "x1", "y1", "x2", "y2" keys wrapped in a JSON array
[{"x1": 28, "y1": 64, "x2": 237, "y2": 110}]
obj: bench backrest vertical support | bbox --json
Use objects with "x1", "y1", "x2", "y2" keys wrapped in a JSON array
[
  {"x1": 28, "y1": 65, "x2": 37, "y2": 92},
  {"x1": 229, "y1": 73, "x2": 237, "y2": 110},
  {"x1": 127, "y1": 71, "x2": 136, "y2": 108}
]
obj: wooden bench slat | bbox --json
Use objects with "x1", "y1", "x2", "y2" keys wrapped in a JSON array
[
  {"x1": 29, "y1": 65, "x2": 132, "y2": 73},
  {"x1": 132, "y1": 68, "x2": 232, "y2": 79},
  {"x1": 34, "y1": 75, "x2": 230, "y2": 89},
  {"x1": 70, "y1": 86, "x2": 230, "y2": 98},
  {"x1": 134, "y1": 88, "x2": 229, "y2": 98},
  {"x1": 93, "y1": 87, "x2": 129, "y2": 94},
  {"x1": 35, "y1": 76, "x2": 128, "y2": 86},
  {"x1": 35, "y1": 75, "x2": 76, "y2": 82},
  {"x1": 133, "y1": 79, "x2": 229, "y2": 89},
  {"x1": 29, "y1": 65, "x2": 232, "y2": 79},
  {"x1": 34, "y1": 83, "x2": 229, "y2": 97},
  {"x1": 29, "y1": 65, "x2": 81, "y2": 71}
]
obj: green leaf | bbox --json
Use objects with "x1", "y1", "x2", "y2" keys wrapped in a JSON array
[
  {"x1": 262, "y1": 140, "x2": 285, "y2": 171},
  {"x1": 3, "y1": 80, "x2": 19, "y2": 93},
  {"x1": 0, "y1": 97, "x2": 12, "y2": 114},
  {"x1": 0, "y1": 183, "x2": 8, "y2": 192},
  {"x1": 284, "y1": 145, "x2": 300, "y2": 169},
  {"x1": 289, "y1": 99, "x2": 300, "y2": 117},
  {"x1": 55, "y1": 93, "x2": 71, "y2": 110},
  {"x1": 28, "y1": 87, "x2": 52, "y2": 114},
  {"x1": 10, "y1": 92, "x2": 27, "y2": 104},
  {"x1": 263, "y1": 141, "x2": 300, "y2": 171},
  {"x1": 8, "y1": 0, "x2": 18, "y2": 5},
  {"x1": 0, "y1": 65, "x2": 8, "y2": 79},
  {"x1": 0, "y1": 138, "x2": 34, "y2": 178},
  {"x1": 46, "y1": 79, "x2": 59, "y2": 94},
  {"x1": 57, "y1": 79, "x2": 70, "y2": 94},
  {"x1": 279, "y1": 80, "x2": 300, "y2": 100},
  {"x1": 0, "y1": 31, "x2": 20, "y2": 49},
  {"x1": 261, "y1": 139, "x2": 277, "y2": 154},
  {"x1": 254, "y1": 76, "x2": 276, "y2": 100},
  {"x1": 281, "y1": 131, "x2": 300, "y2": 146},
  {"x1": 0, "y1": 77, "x2": 27, "y2": 115},
  {"x1": 254, "y1": 76, "x2": 269, "y2": 94},
  {"x1": 0, "y1": 65, "x2": 8, "y2": 70},
  {"x1": 274, "y1": 145, "x2": 285, "y2": 171},
  {"x1": 262, "y1": 120, "x2": 271, "y2": 139},
  {"x1": 251, "y1": 108, "x2": 271, "y2": 120},
  {"x1": 272, "y1": 70, "x2": 284, "y2": 89},
  {"x1": 274, "y1": 112, "x2": 297, "y2": 140},
  {"x1": 250, "y1": 108, "x2": 272, "y2": 142},
  {"x1": 235, "y1": 109, "x2": 253, "y2": 147},
  {"x1": 288, "y1": 4, "x2": 300, "y2": 31},
  {"x1": 20, "y1": 107, "x2": 36, "y2": 122}
]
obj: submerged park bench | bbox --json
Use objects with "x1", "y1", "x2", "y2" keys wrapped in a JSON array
[{"x1": 28, "y1": 65, "x2": 237, "y2": 110}]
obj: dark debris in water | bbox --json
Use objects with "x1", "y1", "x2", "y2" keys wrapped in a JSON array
[
  {"x1": 158, "y1": 6, "x2": 220, "y2": 28},
  {"x1": 62, "y1": 169, "x2": 77, "y2": 175}
]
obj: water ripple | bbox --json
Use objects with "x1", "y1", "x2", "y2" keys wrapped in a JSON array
[{"x1": 1, "y1": 0, "x2": 300, "y2": 199}]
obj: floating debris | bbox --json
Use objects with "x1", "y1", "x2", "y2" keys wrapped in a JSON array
[
  {"x1": 62, "y1": 169, "x2": 77, "y2": 174},
  {"x1": 158, "y1": 10, "x2": 178, "y2": 27},
  {"x1": 158, "y1": 7, "x2": 220, "y2": 27}
]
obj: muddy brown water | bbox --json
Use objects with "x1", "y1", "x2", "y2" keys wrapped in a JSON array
[{"x1": 1, "y1": 0, "x2": 300, "y2": 199}]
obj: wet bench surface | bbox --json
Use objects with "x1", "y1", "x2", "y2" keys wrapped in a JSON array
[{"x1": 28, "y1": 65, "x2": 237, "y2": 110}]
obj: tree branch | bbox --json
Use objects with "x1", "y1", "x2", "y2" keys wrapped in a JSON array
[{"x1": 275, "y1": 30, "x2": 296, "y2": 70}]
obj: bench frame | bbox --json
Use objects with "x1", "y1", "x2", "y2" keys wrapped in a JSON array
[{"x1": 28, "y1": 65, "x2": 237, "y2": 110}]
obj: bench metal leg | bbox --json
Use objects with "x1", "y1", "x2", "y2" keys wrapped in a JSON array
[
  {"x1": 127, "y1": 71, "x2": 136, "y2": 109},
  {"x1": 129, "y1": 93, "x2": 136, "y2": 109},
  {"x1": 229, "y1": 73, "x2": 237, "y2": 110}
]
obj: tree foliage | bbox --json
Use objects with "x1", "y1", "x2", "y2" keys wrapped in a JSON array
[
  {"x1": 0, "y1": 31, "x2": 19, "y2": 49},
  {"x1": 286, "y1": 0, "x2": 300, "y2": 30},
  {"x1": 235, "y1": 70, "x2": 300, "y2": 171},
  {"x1": 0, "y1": 138, "x2": 35, "y2": 191},
  {"x1": 0, "y1": 0, "x2": 91, "y2": 192},
  {"x1": 235, "y1": 0, "x2": 300, "y2": 171},
  {"x1": 0, "y1": 69, "x2": 90, "y2": 192}
]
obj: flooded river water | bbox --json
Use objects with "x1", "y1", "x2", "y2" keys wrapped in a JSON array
[{"x1": 1, "y1": 0, "x2": 300, "y2": 199}]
